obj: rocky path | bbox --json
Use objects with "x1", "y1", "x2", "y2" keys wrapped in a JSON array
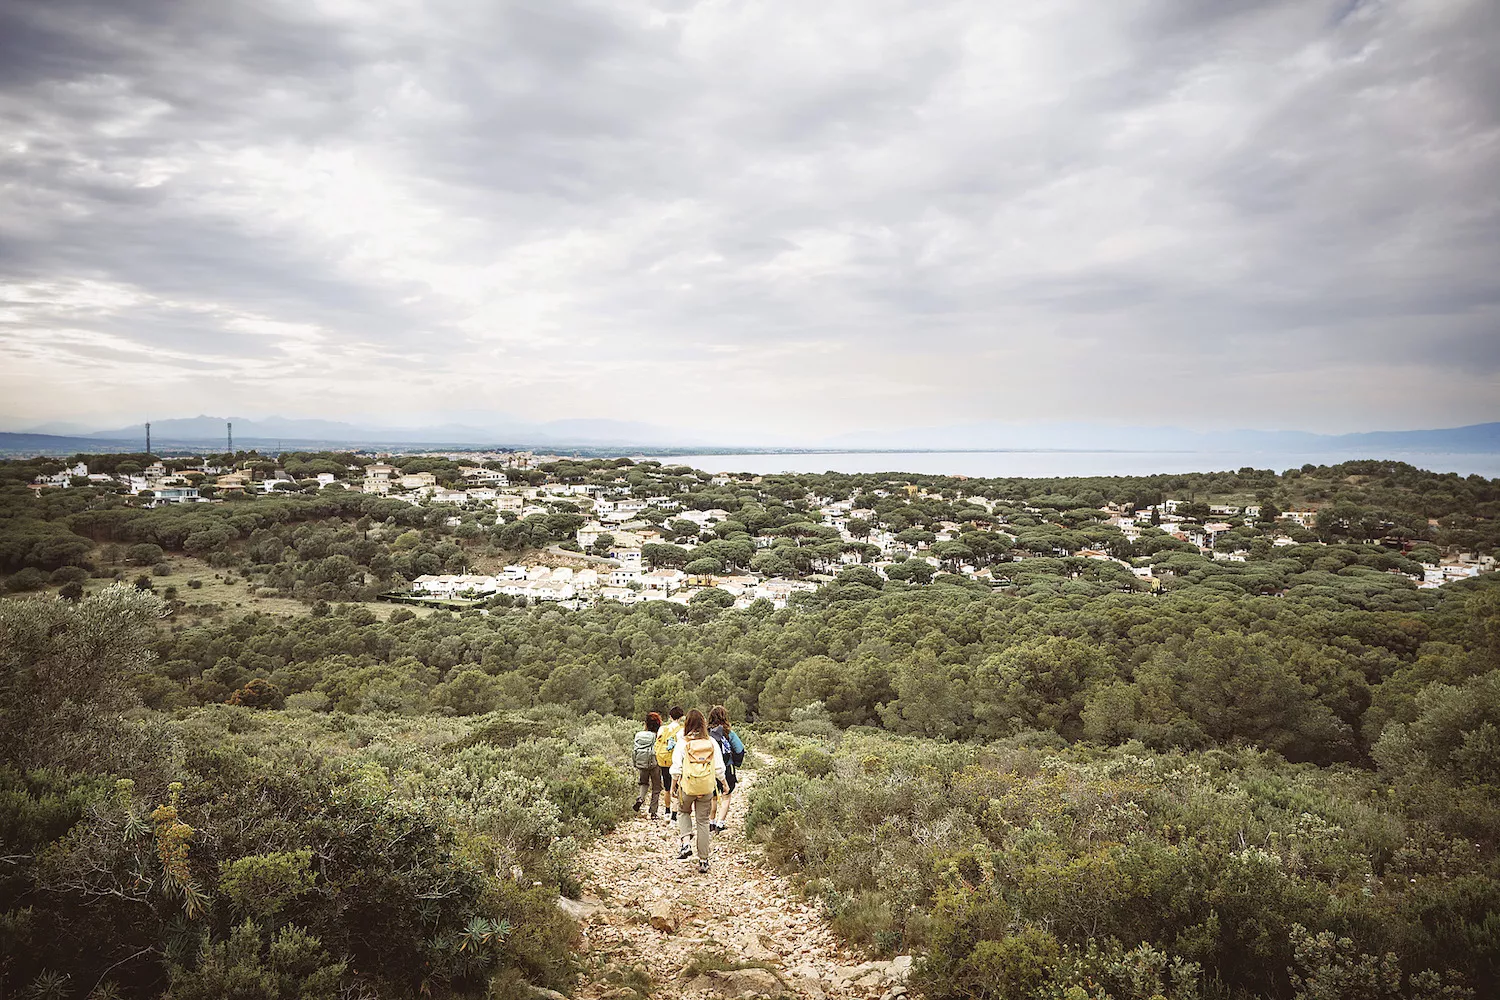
[{"x1": 560, "y1": 765, "x2": 913, "y2": 1000}]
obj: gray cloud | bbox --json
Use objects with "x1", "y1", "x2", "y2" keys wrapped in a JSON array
[{"x1": 0, "y1": 0, "x2": 1497, "y2": 437}]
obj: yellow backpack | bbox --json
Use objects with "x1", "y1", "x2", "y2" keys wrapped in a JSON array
[
  {"x1": 681, "y1": 737, "x2": 717, "y2": 797},
  {"x1": 654, "y1": 721, "x2": 681, "y2": 767}
]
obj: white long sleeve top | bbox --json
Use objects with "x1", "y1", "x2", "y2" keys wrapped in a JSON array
[{"x1": 670, "y1": 732, "x2": 727, "y2": 783}]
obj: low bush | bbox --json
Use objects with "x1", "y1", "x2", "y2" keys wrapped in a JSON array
[{"x1": 746, "y1": 731, "x2": 1498, "y2": 999}]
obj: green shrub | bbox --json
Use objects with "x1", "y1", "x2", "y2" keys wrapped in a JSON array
[
  {"x1": 165, "y1": 920, "x2": 345, "y2": 1000},
  {"x1": 795, "y1": 747, "x2": 834, "y2": 777},
  {"x1": 228, "y1": 679, "x2": 285, "y2": 710},
  {"x1": 5, "y1": 567, "x2": 46, "y2": 591},
  {"x1": 47, "y1": 566, "x2": 88, "y2": 585},
  {"x1": 123, "y1": 543, "x2": 164, "y2": 565},
  {"x1": 218, "y1": 850, "x2": 316, "y2": 921}
]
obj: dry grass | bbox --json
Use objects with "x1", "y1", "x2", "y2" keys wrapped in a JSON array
[{"x1": 6, "y1": 552, "x2": 431, "y2": 622}]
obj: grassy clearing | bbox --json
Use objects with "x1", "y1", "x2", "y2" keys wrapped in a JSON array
[{"x1": 4, "y1": 552, "x2": 430, "y2": 622}]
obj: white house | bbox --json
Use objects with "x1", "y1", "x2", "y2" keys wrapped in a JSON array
[
  {"x1": 577, "y1": 522, "x2": 610, "y2": 549},
  {"x1": 753, "y1": 577, "x2": 817, "y2": 609},
  {"x1": 597, "y1": 498, "x2": 654, "y2": 522},
  {"x1": 1425, "y1": 564, "x2": 1480, "y2": 585},
  {"x1": 676, "y1": 508, "x2": 730, "y2": 530},
  {"x1": 642, "y1": 568, "x2": 687, "y2": 592},
  {"x1": 460, "y1": 466, "x2": 510, "y2": 486},
  {"x1": 159, "y1": 486, "x2": 202, "y2": 502},
  {"x1": 597, "y1": 586, "x2": 642, "y2": 605},
  {"x1": 610, "y1": 565, "x2": 644, "y2": 588},
  {"x1": 1202, "y1": 522, "x2": 1234, "y2": 545},
  {"x1": 528, "y1": 580, "x2": 576, "y2": 602},
  {"x1": 710, "y1": 575, "x2": 759, "y2": 596},
  {"x1": 411, "y1": 574, "x2": 499, "y2": 598}
]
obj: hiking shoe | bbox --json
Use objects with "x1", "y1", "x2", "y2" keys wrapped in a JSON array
[
  {"x1": 677, "y1": 844, "x2": 693, "y2": 860},
  {"x1": 669, "y1": 812, "x2": 677, "y2": 821},
  {"x1": 633, "y1": 798, "x2": 644, "y2": 812},
  {"x1": 698, "y1": 859, "x2": 710, "y2": 874}
]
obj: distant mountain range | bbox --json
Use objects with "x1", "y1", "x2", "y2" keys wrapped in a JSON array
[
  {"x1": 0, "y1": 415, "x2": 1497, "y2": 458},
  {"x1": 8, "y1": 414, "x2": 719, "y2": 451}
]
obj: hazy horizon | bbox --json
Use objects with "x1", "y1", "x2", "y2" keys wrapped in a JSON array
[{"x1": 7, "y1": 411, "x2": 1500, "y2": 446}]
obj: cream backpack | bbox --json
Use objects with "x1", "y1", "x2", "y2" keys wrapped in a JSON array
[{"x1": 680, "y1": 737, "x2": 717, "y2": 796}]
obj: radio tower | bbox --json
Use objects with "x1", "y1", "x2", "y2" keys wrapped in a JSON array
[
  {"x1": 227, "y1": 421, "x2": 233, "y2": 455},
  {"x1": 145, "y1": 422, "x2": 151, "y2": 456}
]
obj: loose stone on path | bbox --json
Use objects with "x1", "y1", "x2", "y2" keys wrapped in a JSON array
[{"x1": 565, "y1": 765, "x2": 914, "y2": 1000}]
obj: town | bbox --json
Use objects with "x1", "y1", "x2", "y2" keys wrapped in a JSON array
[{"x1": 25, "y1": 450, "x2": 1497, "y2": 611}]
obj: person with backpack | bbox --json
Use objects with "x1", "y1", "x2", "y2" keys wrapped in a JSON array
[
  {"x1": 654, "y1": 706, "x2": 685, "y2": 821},
  {"x1": 670, "y1": 708, "x2": 726, "y2": 873},
  {"x1": 632, "y1": 712, "x2": 664, "y2": 818},
  {"x1": 706, "y1": 704, "x2": 745, "y2": 833}
]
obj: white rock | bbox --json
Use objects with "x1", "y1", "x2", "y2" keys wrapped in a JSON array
[
  {"x1": 649, "y1": 898, "x2": 682, "y2": 933},
  {"x1": 689, "y1": 969, "x2": 784, "y2": 999},
  {"x1": 735, "y1": 931, "x2": 781, "y2": 963},
  {"x1": 556, "y1": 896, "x2": 605, "y2": 921}
]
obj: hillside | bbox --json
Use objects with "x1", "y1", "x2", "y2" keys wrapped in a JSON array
[{"x1": 0, "y1": 454, "x2": 1496, "y2": 999}]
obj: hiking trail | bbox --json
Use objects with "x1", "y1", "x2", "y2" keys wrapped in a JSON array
[{"x1": 558, "y1": 762, "x2": 913, "y2": 1000}]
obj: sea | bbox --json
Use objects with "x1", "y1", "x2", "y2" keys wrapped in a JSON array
[{"x1": 648, "y1": 450, "x2": 1500, "y2": 479}]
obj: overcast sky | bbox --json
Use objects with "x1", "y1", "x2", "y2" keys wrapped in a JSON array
[{"x1": 1, "y1": 0, "x2": 1497, "y2": 441}]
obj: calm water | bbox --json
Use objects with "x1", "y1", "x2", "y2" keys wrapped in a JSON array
[{"x1": 651, "y1": 450, "x2": 1500, "y2": 479}]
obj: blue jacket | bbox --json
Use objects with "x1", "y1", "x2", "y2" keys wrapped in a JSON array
[{"x1": 709, "y1": 725, "x2": 744, "y2": 767}]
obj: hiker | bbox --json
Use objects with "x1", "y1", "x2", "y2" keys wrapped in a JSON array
[
  {"x1": 632, "y1": 712, "x2": 664, "y2": 818},
  {"x1": 654, "y1": 706, "x2": 685, "y2": 821},
  {"x1": 707, "y1": 704, "x2": 745, "y2": 833},
  {"x1": 670, "y1": 708, "x2": 726, "y2": 873}
]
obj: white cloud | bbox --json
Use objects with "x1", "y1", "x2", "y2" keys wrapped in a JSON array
[{"x1": 0, "y1": 0, "x2": 1497, "y2": 440}]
